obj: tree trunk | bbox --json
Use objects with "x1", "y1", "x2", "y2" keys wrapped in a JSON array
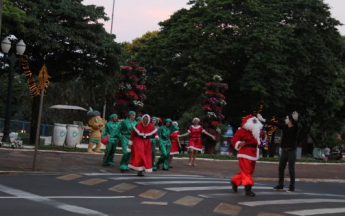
[{"x1": 29, "y1": 96, "x2": 40, "y2": 145}]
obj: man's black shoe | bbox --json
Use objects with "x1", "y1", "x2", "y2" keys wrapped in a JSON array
[
  {"x1": 137, "y1": 171, "x2": 144, "y2": 176},
  {"x1": 244, "y1": 185, "x2": 255, "y2": 197},
  {"x1": 230, "y1": 181, "x2": 238, "y2": 193},
  {"x1": 273, "y1": 185, "x2": 284, "y2": 190}
]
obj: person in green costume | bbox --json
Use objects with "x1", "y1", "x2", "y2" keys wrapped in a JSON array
[
  {"x1": 136, "y1": 116, "x2": 142, "y2": 123},
  {"x1": 119, "y1": 111, "x2": 137, "y2": 172},
  {"x1": 157, "y1": 118, "x2": 172, "y2": 170},
  {"x1": 151, "y1": 116, "x2": 160, "y2": 171},
  {"x1": 101, "y1": 113, "x2": 120, "y2": 166}
]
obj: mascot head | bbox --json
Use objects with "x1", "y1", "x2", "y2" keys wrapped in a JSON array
[
  {"x1": 242, "y1": 115, "x2": 263, "y2": 140},
  {"x1": 87, "y1": 107, "x2": 104, "y2": 130}
]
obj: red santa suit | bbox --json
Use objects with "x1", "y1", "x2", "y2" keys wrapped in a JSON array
[
  {"x1": 170, "y1": 131, "x2": 180, "y2": 155},
  {"x1": 187, "y1": 125, "x2": 205, "y2": 152},
  {"x1": 231, "y1": 115, "x2": 262, "y2": 187},
  {"x1": 128, "y1": 115, "x2": 158, "y2": 173}
]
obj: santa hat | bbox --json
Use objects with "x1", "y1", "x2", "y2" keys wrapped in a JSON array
[{"x1": 241, "y1": 115, "x2": 254, "y2": 127}]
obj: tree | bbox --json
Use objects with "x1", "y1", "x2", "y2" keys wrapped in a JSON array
[
  {"x1": 1, "y1": 0, "x2": 121, "y2": 143},
  {"x1": 136, "y1": 0, "x2": 345, "y2": 152}
]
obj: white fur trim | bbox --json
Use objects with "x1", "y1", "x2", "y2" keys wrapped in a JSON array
[
  {"x1": 187, "y1": 146, "x2": 203, "y2": 152},
  {"x1": 170, "y1": 151, "x2": 179, "y2": 155},
  {"x1": 128, "y1": 164, "x2": 152, "y2": 173},
  {"x1": 142, "y1": 114, "x2": 150, "y2": 126},
  {"x1": 235, "y1": 141, "x2": 242, "y2": 151},
  {"x1": 201, "y1": 129, "x2": 206, "y2": 133},
  {"x1": 187, "y1": 130, "x2": 191, "y2": 133},
  {"x1": 192, "y1": 118, "x2": 200, "y2": 123},
  {"x1": 155, "y1": 135, "x2": 159, "y2": 139},
  {"x1": 237, "y1": 149, "x2": 260, "y2": 161},
  {"x1": 133, "y1": 126, "x2": 157, "y2": 138},
  {"x1": 128, "y1": 140, "x2": 133, "y2": 145},
  {"x1": 191, "y1": 125, "x2": 201, "y2": 129},
  {"x1": 127, "y1": 148, "x2": 132, "y2": 153},
  {"x1": 145, "y1": 168, "x2": 152, "y2": 173},
  {"x1": 128, "y1": 164, "x2": 144, "y2": 171}
]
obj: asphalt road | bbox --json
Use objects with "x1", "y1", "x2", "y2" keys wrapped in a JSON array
[{"x1": 1, "y1": 172, "x2": 345, "y2": 216}]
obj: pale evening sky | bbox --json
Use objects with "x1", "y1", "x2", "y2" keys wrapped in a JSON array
[{"x1": 82, "y1": 0, "x2": 345, "y2": 43}]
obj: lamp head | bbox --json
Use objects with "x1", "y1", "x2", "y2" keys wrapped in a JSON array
[{"x1": 1, "y1": 37, "x2": 11, "y2": 54}]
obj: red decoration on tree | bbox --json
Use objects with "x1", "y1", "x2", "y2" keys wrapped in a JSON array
[
  {"x1": 115, "y1": 62, "x2": 147, "y2": 118},
  {"x1": 202, "y1": 75, "x2": 228, "y2": 154}
]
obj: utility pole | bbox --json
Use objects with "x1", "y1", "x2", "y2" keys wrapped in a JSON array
[
  {"x1": 0, "y1": 0, "x2": 3, "y2": 37},
  {"x1": 102, "y1": 0, "x2": 116, "y2": 119}
]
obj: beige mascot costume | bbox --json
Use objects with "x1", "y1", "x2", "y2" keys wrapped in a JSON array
[{"x1": 84, "y1": 108, "x2": 105, "y2": 153}]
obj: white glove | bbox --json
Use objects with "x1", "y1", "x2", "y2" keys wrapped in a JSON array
[
  {"x1": 292, "y1": 111, "x2": 299, "y2": 121},
  {"x1": 257, "y1": 114, "x2": 266, "y2": 122}
]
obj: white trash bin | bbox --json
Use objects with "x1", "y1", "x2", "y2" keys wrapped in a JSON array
[
  {"x1": 66, "y1": 124, "x2": 79, "y2": 147},
  {"x1": 53, "y1": 123, "x2": 67, "y2": 146}
]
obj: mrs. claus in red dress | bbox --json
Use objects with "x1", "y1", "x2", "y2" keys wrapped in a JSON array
[
  {"x1": 128, "y1": 114, "x2": 159, "y2": 176},
  {"x1": 231, "y1": 115, "x2": 263, "y2": 197}
]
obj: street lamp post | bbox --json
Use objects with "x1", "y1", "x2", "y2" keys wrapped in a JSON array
[{"x1": 1, "y1": 36, "x2": 26, "y2": 143}]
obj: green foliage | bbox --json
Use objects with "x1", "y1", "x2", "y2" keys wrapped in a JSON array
[
  {"x1": 177, "y1": 104, "x2": 204, "y2": 133},
  {"x1": 0, "y1": 0, "x2": 122, "y2": 131}
]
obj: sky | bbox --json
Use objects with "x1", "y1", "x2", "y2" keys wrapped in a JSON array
[{"x1": 83, "y1": 0, "x2": 345, "y2": 43}]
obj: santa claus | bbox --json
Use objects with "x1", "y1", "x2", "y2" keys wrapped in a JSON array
[{"x1": 230, "y1": 115, "x2": 263, "y2": 197}]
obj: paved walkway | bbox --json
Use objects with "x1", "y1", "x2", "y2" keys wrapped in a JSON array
[{"x1": 0, "y1": 148, "x2": 344, "y2": 182}]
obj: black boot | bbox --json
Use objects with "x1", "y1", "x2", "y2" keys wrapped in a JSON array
[
  {"x1": 137, "y1": 171, "x2": 144, "y2": 176},
  {"x1": 230, "y1": 181, "x2": 238, "y2": 193},
  {"x1": 245, "y1": 185, "x2": 255, "y2": 197}
]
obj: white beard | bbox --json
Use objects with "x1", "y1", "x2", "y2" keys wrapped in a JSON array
[{"x1": 243, "y1": 117, "x2": 263, "y2": 143}]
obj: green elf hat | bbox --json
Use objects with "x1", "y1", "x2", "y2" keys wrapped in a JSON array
[
  {"x1": 136, "y1": 116, "x2": 142, "y2": 121},
  {"x1": 165, "y1": 118, "x2": 172, "y2": 122},
  {"x1": 127, "y1": 111, "x2": 136, "y2": 118},
  {"x1": 109, "y1": 113, "x2": 117, "y2": 120}
]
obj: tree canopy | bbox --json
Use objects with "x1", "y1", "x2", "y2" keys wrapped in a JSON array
[{"x1": 131, "y1": 0, "x2": 345, "y2": 148}]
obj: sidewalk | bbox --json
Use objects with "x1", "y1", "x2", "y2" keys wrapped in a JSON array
[{"x1": 0, "y1": 148, "x2": 344, "y2": 182}]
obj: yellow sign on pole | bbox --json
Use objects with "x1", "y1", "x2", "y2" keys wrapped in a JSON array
[{"x1": 37, "y1": 63, "x2": 50, "y2": 93}]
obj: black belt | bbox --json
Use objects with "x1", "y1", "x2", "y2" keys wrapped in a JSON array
[
  {"x1": 136, "y1": 135, "x2": 151, "y2": 139},
  {"x1": 243, "y1": 144, "x2": 257, "y2": 148}
]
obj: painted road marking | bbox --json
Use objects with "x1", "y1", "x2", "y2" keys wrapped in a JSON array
[
  {"x1": 213, "y1": 203, "x2": 242, "y2": 216},
  {"x1": 285, "y1": 208, "x2": 345, "y2": 216},
  {"x1": 0, "y1": 184, "x2": 108, "y2": 216},
  {"x1": 239, "y1": 199, "x2": 345, "y2": 207},
  {"x1": 110, "y1": 177, "x2": 228, "y2": 181},
  {"x1": 141, "y1": 201, "x2": 168, "y2": 206},
  {"x1": 83, "y1": 173, "x2": 202, "y2": 177},
  {"x1": 173, "y1": 196, "x2": 203, "y2": 207},
  {"x1": 257, "y1": 212, "x2": 284, "y2": 216},
  {"x1": 136, "y1": 180, "x2": 230, "y2": 185},
  {"x1": 165, "y1": 186, "x2": 272, "y2": 192},
  {"x1": 0, "y1": 196, "x2": 134, "y2": 199},
  {"x1": 79, "y1": 178, "x2": 107, "y2": 186},
  {"x1": 56, "y1": 174, "x2": 82, "y2": 180},
  {"x1": 109, "y1": 183, "x2": 137, "y2": 193},
  {"x1": 199, "y1": 192, "x2": 298, "y2": 198},
  {"x1": 139, "y1": 189, "x2": 167, "y2": 200}
]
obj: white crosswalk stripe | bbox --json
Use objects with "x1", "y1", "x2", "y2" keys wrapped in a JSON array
[
  {"x1": 136, "y1": 180, "x2": 230, "y2": 185},
  {"x1": 286, "y1": 208, "x2": 345, "y2": 216},
  {"x1": 165, "y1": 186, "x2": 273, "y2": 192},
  {"x1": 239, "y1": 198, "x2": 345, "y2": 207}
]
